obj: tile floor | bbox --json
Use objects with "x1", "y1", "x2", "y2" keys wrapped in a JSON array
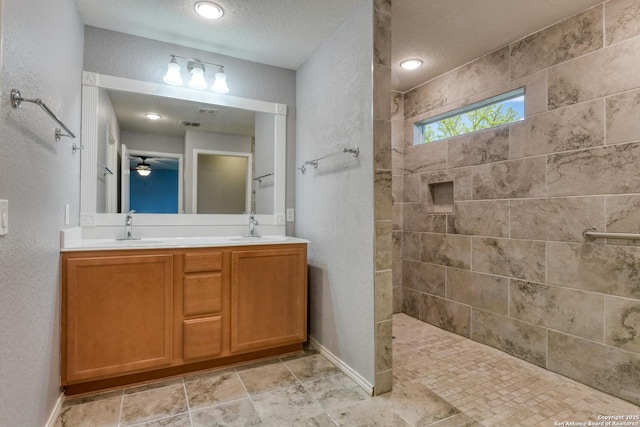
[{"x1": 55, "y1": 313, "x2": 640, "y2": 426}]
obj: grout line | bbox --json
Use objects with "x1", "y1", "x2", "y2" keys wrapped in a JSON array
[
  {"x1": 182, "y1": 379, "x2": 193, "y2": 427},
  {"x1": 117, "y1": 389, "x2": 124, "y2": 427}
]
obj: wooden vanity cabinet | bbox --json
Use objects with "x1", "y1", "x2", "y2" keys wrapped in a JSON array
[
  {"x1": 62, "y1": 252, "x2": 174, "y2": 383},
  {"x1": 61, "y1": 242, "x2": 307, "y2": 391}
]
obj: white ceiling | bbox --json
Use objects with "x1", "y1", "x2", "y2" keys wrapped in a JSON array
[{"x1": 75, "y1": 0, "x2": 604, "y2": 93}]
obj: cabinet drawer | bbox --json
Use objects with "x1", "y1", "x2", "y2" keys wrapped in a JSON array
[
  {"x1": 184, "y1": 273, "x2": 222, "y2": 316},
  {"x1": 183, "y1": 317, "x2": 222, "y2": 360},
  {"x1": 184, "y1": 252, "x2": 222, "y2": 273}
]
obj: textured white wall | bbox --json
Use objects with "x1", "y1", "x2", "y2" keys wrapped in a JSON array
[
  {"x1": 0, "y1": 0, "x2": 84, "y2": 425},
  {"x1": 296, "y1": 1, "x2": 376, "y2": 384},
  {"x1": 83, "y1": 27, "x2": 298, "y2": 233},
  {"x1": 255, "y1": 112, "x2": 275, "y2": 214}
]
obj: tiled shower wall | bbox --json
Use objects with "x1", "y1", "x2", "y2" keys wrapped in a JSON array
[{"x1": 393, "y1": 0, "x2": 640, "y2": 405}]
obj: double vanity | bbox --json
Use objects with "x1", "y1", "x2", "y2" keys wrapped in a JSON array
[{"x1": 60, "y1": 235, "x2": 308, "y2": 395}]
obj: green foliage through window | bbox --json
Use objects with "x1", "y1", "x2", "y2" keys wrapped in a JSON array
[{"x1": 419, "y1": 89, "x2": 525, "y2": 144}]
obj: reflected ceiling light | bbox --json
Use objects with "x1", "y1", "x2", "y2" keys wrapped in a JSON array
[
  {"x1": 400, "y1": 59, "x2": 423, "y2": 70},
  {"x1": 163, "y1": 54, "x2": 230, "y2": 93},
  {"x1": 163, "y1": 56, "x2": 183, "y2": 86},
  {"x1": 145, "y1": 113, "x2": 161, "y2": 120},
  {"x1": 195, "y1": 1, "x2": 224, "y2": 19}
]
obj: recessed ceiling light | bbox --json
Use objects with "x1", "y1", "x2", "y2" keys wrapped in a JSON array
[
  {"x1": 195, "y1": 1, "x2": 224, "y2": 19},
  {"x1": 145, "y1": 113, "x2": 162, "y2": 120},
  {"x1": 400, "y1": 59, "x2": 423, "y2": 70}
]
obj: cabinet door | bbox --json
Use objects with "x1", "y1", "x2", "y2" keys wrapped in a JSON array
[
  {"x1": 230, "y1": 247, "x2": 307, "y2": 353},
  {"x1": 64, "y1": 254, "x2": 173, "y2": 383}
]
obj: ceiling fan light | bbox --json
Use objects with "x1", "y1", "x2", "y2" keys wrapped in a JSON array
[
  {"x1": 163, "y1": 57, "x2": 183, "y2": 86},
  {"x1": 211, "y1": 69, "x2": 229, "y2": 93}
]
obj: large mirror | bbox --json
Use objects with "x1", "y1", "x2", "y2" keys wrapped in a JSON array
[{"x1": 80, "y1": 72, "x2": 286, "y2": 226}]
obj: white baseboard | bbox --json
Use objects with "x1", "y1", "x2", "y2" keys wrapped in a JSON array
[
  {"x1": 308, "y1": 336, "x2": 374, "y2": 396},
  {"x1": 45, "y1": 392, "x2": 64, "y2": 427}
]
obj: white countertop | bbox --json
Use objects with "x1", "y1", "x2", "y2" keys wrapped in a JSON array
[{"x1": 61, "y1": 235, "x2": 308, "y2": 252}]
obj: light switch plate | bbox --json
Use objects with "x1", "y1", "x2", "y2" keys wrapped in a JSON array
[
  {"x1": 286, "y1": 208, "x2": 295, "y2": 222},
  {"x1": 0, "y1": 200, "x2": 8, "y2": 235}
]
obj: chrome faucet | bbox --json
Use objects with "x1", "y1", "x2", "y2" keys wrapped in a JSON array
[
  {"x1": 248, "y1": 213, "x2": 259, "y2": 237},
  {"x1": 123, "y1": 210, "x2": 136, "y2": 240}
]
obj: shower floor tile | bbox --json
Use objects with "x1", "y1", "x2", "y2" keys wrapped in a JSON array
[{"x1": 54, "y1": 314, "x2": 640, "y2": 426}]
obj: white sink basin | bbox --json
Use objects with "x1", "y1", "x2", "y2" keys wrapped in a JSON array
[
  {"x1": 82, "y1": 239, "x2": 165, "y2": 248},
  {"x1": 227, "y1": 236, "x2": 288, "y2": 242}
]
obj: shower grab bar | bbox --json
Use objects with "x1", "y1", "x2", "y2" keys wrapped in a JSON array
[
  {"x1": 583, "y1": 228, "x2": 640, "y2": 240},
  {"x1": 10, "y1": 89, "x2": 76, "y2": 142},
  {"x1": 298, "y1": 146, "x2": 359, "y2": 174}
]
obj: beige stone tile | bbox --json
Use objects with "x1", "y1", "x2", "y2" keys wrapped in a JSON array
[
  {"x1": 375, "y1": 369, "x2": 393, "y2": 395},
  {"x1": 373, "y1": 64, "x2": 390, "y2": 121},
  {"x1": 392, "y1": 203, "x2": 402, "y2": 230},
  {"x1": 392, "y1": 174, "x2": 403, "y2": 205},
  {"x1": 124, "y1": 378, "x2": 185, "y2": 395},
  {"x1": 373, "y1": 119, "x2": 391, "y2": 171},
  {"x1": 510, "y1": 99, "x2": 604, "y2": 159},
  {"x1": 392, "y1": 91, "x2": 404, "y2": 122},
  {"x1": 607, "y1": 88, "x2": 640, "y2": 145},
  {"x1": 393, "y1": 285, "x2": 403, "y2": 314},
  {"x1": 548, "y1": 142, "x2": 640, "y2": 197},
  {"x1": 402, "y1": 231, "x2": 421, "y2": 261},
  {"x1": 471, "y1": 309, "x2": 546, "y2": 367},
  {"x1": 120, "y1": 382, "x2": 188, "y2": 426},
  {"x1": 429, "y1": 413, "x2": 481, "y2": 427},
  {"x1": 327, "y1": 397, "x2": 410, "y2": 426},
  {"x1": 251, "y1": 384, "x2": 324, "y2": 425},
  {"x1": 303, "y1": 372, "x2": 370, "y2": 412},
  {"x1": 392, "y1": 145, "x2": 404, "y2": 174},
  {"x1": 447, "y1": 200, "x2": 509, "y2": 237},
  {"x1": 422, "y1": 168, "x2": 473, "y2": 201},
  {"x1": 421, "y1": 233, "x2": 471, "y2": 269},
  {"x1": 404, "y1": 47, "x2": 509, "y2": 120},
  {"x1": 376, "y1": 220, "x2": 392, "y2": 271},
  {"x1": 419, "y1": 294, "x2": 471, "y2": 337},
  {"x1": 510, "y1": 280, "x2": 604, "y2": 341},
  {"x1": 375, "y1": 270, "x2": 393, "y2": 322},
  {"x1": 510, "y1": 197, "x2": 605, "y2": 242},
  {"x1": 403, "y1": 260, "x2": 446, "y2": 297},
  {"x1": 548, "y1": 330, "x2": 640, "y2": 405},
  {"x1": 374, "y1": 171, "x2": 392, "y2": 220},
  {"x1": 285, "y1": 354, "x2": 342, "y2": 384},
  {"x1": 402, "y1": 203, "x2": 446, "y2": 232},
  {"x1": 403, "y1": 140, "x2": 447, "y2": 174},
  {"x1": 472, "y1": 237, "x2": 545, "y2": 283},
  {"x1": 472, "y1": 157, "x2": 546, "y2": 200},
  {"x1": 604, "y1": 194, "x2": 640, "y2": 233},
  {"x1": 606, "y1": 0, "x2": 640, "y2": 45},
  {"x1": 55, "y1": 395, "x2": 121, "y2": 427},
  {"x1": 403, "y1": 174, "x2": 421, "y2": 202},
  {"x1": 392, "y1": 230, "x2": 402, "y2": 259},
  {"x1": 236, "y1": 361, "x2": 299, "y2": 395},
  {"x1": 292, "y1": 413, "x2": 337, "y2": 427},
  {"x1": 605, "y1": 296, "x2": 640, "y2": 354},
  {"x1": 549, "y1": 36, "x2": 640, "y2": 109},
  {"x1": 402, "y1": 287, "x2": 420, "y2": 318},
  {"x1": 191, "y1": 398, "x2": 263, "y2": 426},
  {"x1": 547, "y1": 242, "x2": 640, "y2": 299},
  {"x1": 138, "y1": 414, "x2": 192, "y2": 427},
  {"x1": 446, "y1": 268, "x2": 508, "y2": 316},
  {"x1": 510, "y1": 6, "x2": 603, "y2": 79},
  {"x1": 376, "y1": 320, "x2": 393, "y2": 372},
  {"x1": 447, "y1": 126, "x2": 509, "y2": 168},
  {"x1": 373, "y1": 5, "x2": 390, "y2": 67},
  {"x1": 62, "y1": 389, "x2": 123, "y2": 407},
  {"x1": 184, "y1": 370, "x2": 248, "y2": 411},
  {"x1": 379, "y1": 382, "x2": 459, "y2": 426}
]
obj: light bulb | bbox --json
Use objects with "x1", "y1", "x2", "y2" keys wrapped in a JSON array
[
  {"x1": 211, "y1": 70, "x2": 229, "y2": 93},
  {"x1": 195, "y1": 1, "x2": 224, "y2": 19},
  {"x1": 400, "y1": 59, "x2": 423, "y2": 70},
  {"x1": 163, "y1": 58, "x2": 183, "y2": 86},
  {"x1": 189, "y1": 65, "x2": 208, "y2": 89}
]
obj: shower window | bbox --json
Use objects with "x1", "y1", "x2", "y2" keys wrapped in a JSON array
[{"x1": 417, "y1": 88, "x2": 525, "y2": 144}]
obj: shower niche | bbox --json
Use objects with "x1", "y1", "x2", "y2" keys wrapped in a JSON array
[{"x1": 427, "y1": 181, "x2": 454, "y2": 213}]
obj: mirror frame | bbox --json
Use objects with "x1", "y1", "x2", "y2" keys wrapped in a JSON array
[{"x1": 80, "y1": 71, "x2": 287, "y2": 227}]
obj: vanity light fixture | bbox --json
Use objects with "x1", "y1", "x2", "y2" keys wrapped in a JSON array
[
  {"x1": 194, "y1": 1, "x2": 224, "y2": 19},
  {"x1": 163, "y1": 54, "x2": 230, "y2": 93},
  {"x1": 400, "y1": 59, "x2": 423, "y2": 70},
  {"x1": 145, "y1": 113, "x2": 161, "y2": 120}
]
